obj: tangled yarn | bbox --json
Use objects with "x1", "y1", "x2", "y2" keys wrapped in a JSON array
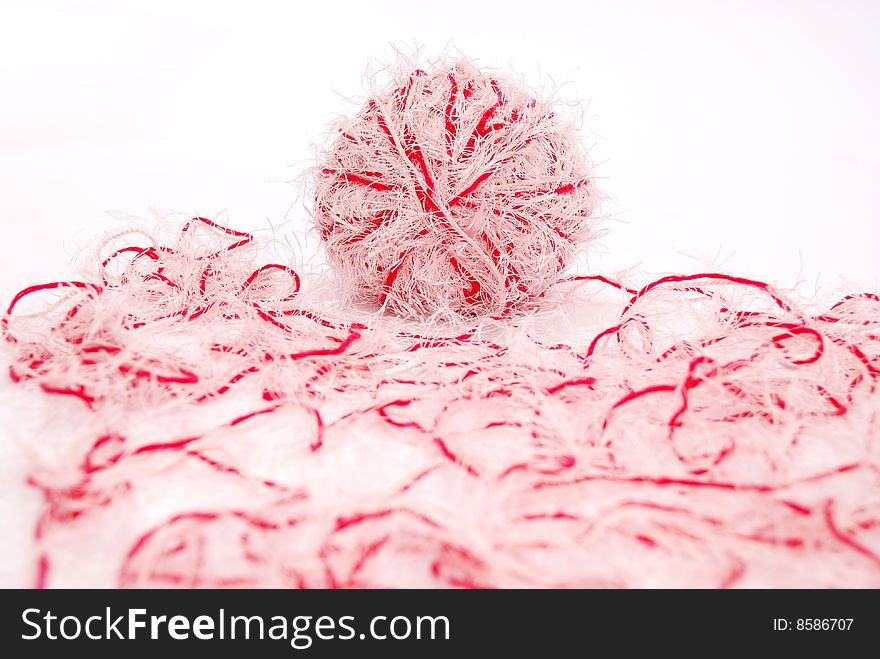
[{"x1": 4, "y1": 217, "x2": 879, "y2": 588}]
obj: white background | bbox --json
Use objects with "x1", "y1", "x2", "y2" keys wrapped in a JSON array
[{"x1": 1, "y1": 0, "x2": 878, "y2": 296}]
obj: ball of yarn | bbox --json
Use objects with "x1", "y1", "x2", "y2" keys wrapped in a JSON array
[{"x1": 314, "y1": 58, "x2": 598, "y2": 319}]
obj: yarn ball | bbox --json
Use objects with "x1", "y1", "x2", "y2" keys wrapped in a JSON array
[{"x1": 314, "y1": 59, "x2": 598, "y2": 319}]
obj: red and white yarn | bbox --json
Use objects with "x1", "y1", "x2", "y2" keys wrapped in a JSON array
[
  {"x1": 2, "y1": 58, "x2": 879, "y2": 588},
  {"x1": 314, "y1": 58, "x2": 597, "y2": 319},
  {"x1": 3, "y1": 217, "x2": 362, "y2": 410},
  {"x1": 4, "y1": 217, "x2": 879, "y2": 587}
]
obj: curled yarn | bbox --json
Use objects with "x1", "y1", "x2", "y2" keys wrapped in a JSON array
[{"x1": 4, "y1": 219, "x2": 879, "y2": 588}]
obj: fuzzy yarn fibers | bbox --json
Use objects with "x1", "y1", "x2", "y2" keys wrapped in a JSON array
[
  {"x1": 314, "y1": 59, "x2": 597, "y2": 319},
  {"x1": 3, "y1": 219, "x2": 880, "y2": 589}
]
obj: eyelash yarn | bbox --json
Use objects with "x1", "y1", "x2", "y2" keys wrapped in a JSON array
[
  {"x1": 2, "y1": 57, "x2": 879, "y2": 589},
  {"x1": 314, "y1": 58, "x2": 597, "y2": 320}
]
